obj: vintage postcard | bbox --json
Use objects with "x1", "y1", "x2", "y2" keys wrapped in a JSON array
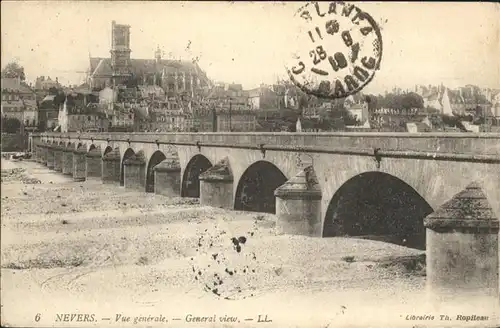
[{"x1": 1, "y1": 1, "x2": 499, "y2": 328}]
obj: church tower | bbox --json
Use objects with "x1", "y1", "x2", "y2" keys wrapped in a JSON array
[{"x1": 110, "y1": 20, "x2": 132, "y2": 86}]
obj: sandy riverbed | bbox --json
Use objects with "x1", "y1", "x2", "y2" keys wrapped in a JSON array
[{"x1": 1, "y1": 158, "x2": 498, "y2": 328}]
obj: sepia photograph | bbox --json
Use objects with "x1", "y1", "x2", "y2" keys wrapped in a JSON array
[{"x1": 1, "y1": 1, "x2": 499, "y2": 327}]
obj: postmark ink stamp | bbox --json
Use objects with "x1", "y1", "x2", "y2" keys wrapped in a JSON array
[{"x1": 286, "y1": 1, "x2": 383, "y2": 99}]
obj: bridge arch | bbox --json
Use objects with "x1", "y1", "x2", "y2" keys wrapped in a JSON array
[
  {"x1": 234, "y1": 160, "x2": 288, "y2": 214},
  {"x1": 323, "y1": 171, "x2": 433, "y2": 250},
  {"x1": 146, "y1": 150, "x2": 167, "y2": 193},
  {"x1": 120, "y1": 148, "x2": 135, "y2": 186},
  {"x1": 181, "y1": 154, "x2": 212, "y2": 198},
  {"x1": 103, "y1": 146, "x2": 113, "y2": 156}
]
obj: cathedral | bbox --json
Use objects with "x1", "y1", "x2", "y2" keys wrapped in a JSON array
[{"x1": 87, "y1": 21, "x2": 211, "y2": 96}]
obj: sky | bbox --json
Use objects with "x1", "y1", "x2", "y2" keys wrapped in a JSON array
[{"x1": 1, "y1": 1, "x2": 499, "y2": 95}]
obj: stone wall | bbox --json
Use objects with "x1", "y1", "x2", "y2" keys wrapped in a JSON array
[{"x1": 36, "y1": 131, "x2": 500, "y2": 155}]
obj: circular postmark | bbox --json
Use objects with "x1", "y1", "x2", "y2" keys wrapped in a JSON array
[{"x1": 285, "y1": 1, "x2": 383, "y2": 99}]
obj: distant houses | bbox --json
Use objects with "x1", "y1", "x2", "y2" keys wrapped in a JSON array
[
  {"x1": 416, "y1": 84, "x2": 494, "y2": 117},
  {"x1": 1, "y1": 77, "x2": 38, "y2": 131}
]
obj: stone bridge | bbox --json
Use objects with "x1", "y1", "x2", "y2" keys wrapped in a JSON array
[{"x1": 30, "y1": 132, "x2": 500, "y2": 250}]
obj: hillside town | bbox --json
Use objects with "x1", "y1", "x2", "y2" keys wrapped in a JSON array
[{"x1": 2, "y1": 21, "x2": 500, "y2": 139}]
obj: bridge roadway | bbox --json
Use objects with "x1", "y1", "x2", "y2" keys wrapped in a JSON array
[{"x1": 31, "y1": 132, "x2": 500, "y2": 250}]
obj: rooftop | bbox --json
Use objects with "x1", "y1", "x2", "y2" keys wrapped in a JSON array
[
  {"x1": 90, "y1": 57, "x2": 210, "y2": 85},
  {"x1": 1, "y1": 78, "x2": 34, "y2": 94}
]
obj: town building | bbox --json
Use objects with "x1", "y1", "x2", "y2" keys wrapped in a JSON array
[
  {"x1": 418, "y1": 84, "x2": 492, "y2": 116},
  {"x1": 216, "y1": 110, "x2": 257, "y2": 132},
  {"x1": 97, "y1": 86, "x2": 134, "y2": 131},
  {"x1": 34, "y1": 76, "x2": 60, "y2": 91},
  {"x1": 140, "y1": 99, "x2": 186, "y2": 132},
  {"x1": 492, "y1": 92, "x2": 500, "y2": 118},
  {"x1": 1, "y1": 77, "x2": 38, "y2": 131},
  {"x1": 208, "y1": 83, "x2": 250, "y2": 111},
  {"x1": 100, "y1": 102, "x2": 135, "y2": 132},
  {"x1": 344, "y1": 94, "x2": 369, "y2": 123},
  {"x1": 247, "y1": 85, "x2": 279, "y2": 111},
  {"x1": 406, "y1": 121, "x2": 432, "y2": 133},
  {"x1": 38, "y1": 94, "x2": 62, "y2": 131},
  {"x1": 58, "y1": 86, "x2": 108, "y2": 132},
  {"x1": 181, "y1": 107, "x2": 215, "y2": 132}
]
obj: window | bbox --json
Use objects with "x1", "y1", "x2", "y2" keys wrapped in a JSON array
[{"x1": 87, "y1": 116, "x2": 91, "y2": 121}]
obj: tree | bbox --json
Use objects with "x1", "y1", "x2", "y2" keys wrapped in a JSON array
[
  {"x1": 365, "y1": 94, "x2": 379, "y2": 112},
  {"x1": 401, "y1": 92, "x2": 424, "y2": 109},
  {"x1": 1, "y1": 117, "x2": 21, "y2": 133},
  {"x1": 384, "y1": 93, "x2": 402, "y2": 109},
  {"x1": 297, "y1": 91, "x2": 309, "y2": 110},
  {"x1": 441, "y1": 114, "x2": 461, "y2": 129},
  {"x1": 280, "y1": 107, "x2": 301, "y2": 124},
  {"x1": 1, "y1": 62, "x2": 26, "y2": 81}
]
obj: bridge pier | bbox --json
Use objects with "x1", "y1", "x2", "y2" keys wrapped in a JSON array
[
  {"x1": 37, "y1": 143, "x2": 46, "y2": 164},
  {"x1": 86, "y1": 148, "x2": 102, "y2": 179},
  {"x1": 274, "y1": 166, "x2": 322, "y2": 236},
  {"x1": 199, "y1": 158, "x2": 233, "y2": 209},
  {"x1": 39, "y1": 144, "x2": 46, "y2": 165},
  {"x1": 33, "y1": 142, "x2": 41, "y2": 163},
  {"x1": 424, "y1": 182, "x2": 499, "y2": 305},
  {"x1": 153, "y1": 156, "x2": 181, "y2": 197},
  {"x1": 35, "y1": 144, "x2": 40, "y2": 163},
  {"x1": 102, "y1": 149, "x2": 121, "y2": 184},
  {"x1": 124, "y1": 152, "x2": 146, "y2": 191},
  {"x1": 53, "y1": 145, "x2": 63, "y2": 172},
  {"x1": 62, "y1": 146, "x2": 73, "y2": 176},
  {"x1": 46, "y1": 145, "x2": 55, "y2": 169},
  {"x1": 72, "y1": 148, "x2": 87, "y2": 182}
]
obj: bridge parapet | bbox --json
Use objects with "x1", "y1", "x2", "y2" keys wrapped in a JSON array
[{"x1": 33, "y1": 132, "x2": 500, "y2": 157}]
